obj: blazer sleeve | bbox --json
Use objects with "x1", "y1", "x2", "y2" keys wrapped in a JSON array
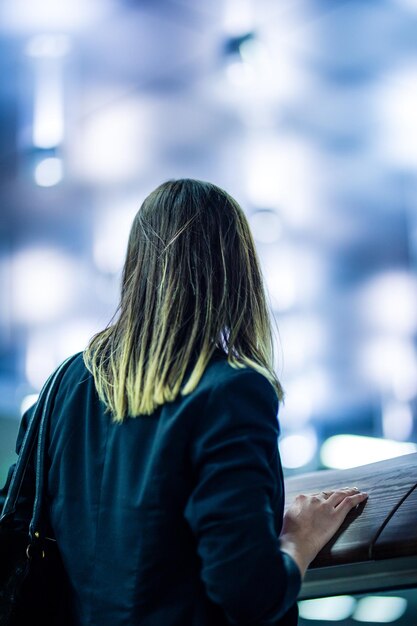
[{"x1": 184, "y1": 368, "x2": 302, "y2": 625}]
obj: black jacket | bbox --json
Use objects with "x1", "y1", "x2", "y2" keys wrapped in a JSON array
[{"x1": 7, "y1": 350, "x2": 301, "y2": 625}]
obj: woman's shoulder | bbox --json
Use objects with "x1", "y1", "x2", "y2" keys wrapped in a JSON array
[
  {"x1": 198, "y1": 351, "x2": 276, "y2": 400},
  {"x1": 187, "y1": 354, "x2": 281, "y2": 444},
  {"x1": 52, "y1": 351, "x2": 92, "y2": 397}
]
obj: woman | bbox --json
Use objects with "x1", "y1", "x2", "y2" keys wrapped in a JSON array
[{"x1": 10, "y1": 179, "x2": 367, "y2": 625}]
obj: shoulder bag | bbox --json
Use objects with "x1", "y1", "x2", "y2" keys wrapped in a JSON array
[{"x1": 0, "y1": 353, "x2": 79, "y2": 626}]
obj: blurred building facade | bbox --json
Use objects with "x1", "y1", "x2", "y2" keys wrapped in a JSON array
[{"x1": 1, "y1": 0, "x2": 417, "y2": 481}]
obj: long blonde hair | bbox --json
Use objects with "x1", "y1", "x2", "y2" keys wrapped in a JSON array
[{"x1": 83, "y1": 179, "x2": 283, "y2": 421}]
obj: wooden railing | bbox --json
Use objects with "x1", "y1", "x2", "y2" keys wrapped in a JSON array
[{"x1": 284, "y1": 453, "x2": 417, "y2": 598}]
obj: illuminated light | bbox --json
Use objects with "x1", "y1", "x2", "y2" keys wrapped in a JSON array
[
  {"x1": 320, "y1": 435, "x2": 417, "y2": 470},
  {"x1": 249, "y1": 209, "x2": 283, "y2": 244},
  {"x1": 279, "y1": 381, "x2": 313, "y2": 427},
  {"x1": 279, "y1": 429, "x2": 317, "y2": 469},
  {"x1": 223, "y1": 0, "x2": 254, "y2": 35},
  {"x1": 245, "y1": 135, "x2": 318, "y2": 227},
  {"x1": 225, "y1": 59, "x2": 255, "y2": 87},
  {"x1": 280, "y1": 385, "x2": 313, "y2": 428},
  {"x1": 262, "y1": 249, "x2": 291, "y2": 311},
  {"x1": 353, "y1": 596, "x2": 407, "y2": 623},
  {"x1": 264, "y1": 263, "x2": 296, "y2": 311},
  {"x1": 239, "y1": 37, "x2": 269, "y2": 66},
  {"x1": 375, "y1": 64, "x2": 417, "y2": 168},
  {"x1": 360, "y1": 271, "x2": 417, "y2": 335},
  {"x1": 382, "y1": 400, "x2": 413, "y2": 441},
  {"x1": 72, "y1": 99, "x2": 147, "y2": 183},
  {"x1": 25, "y1": 34, "x2": 71, "y2": 58},
  {"x1": 262, "y1": 246, "x2": 298, "y2": 311},
  {"x1": 262, "y1": 246, "x2": 325, "y2": 311},
  {"x1": 222, "y1": 39, "x2": 300, "y2": 114},
  {"x1": 34, "y1": 157, "x2": 63, "y2": 186},
  {"x1": 93, "y1": 198, "x2": 140, "y2": 273},
  {"x1": 54, "y1": 319, "x2": 99, "y2": 358},
  {"x1": 25, "y1": 320, "x2": 98, "y2": 390},
  {"x1": 12, "y1": 247, "x2": 75, "y2": 323},
  {"x1": 33, "y1": 60, "x2": 64, "y2": 148},
  {"x1": 246, "y1": 137, "x2": 288, "y2": 207},
  {"x1": 280, "y1": 369, "x2": 329, "y2": 428},
  {"x1": 278, "y1": 315, "x2": 326, "y2": 372},
  {"x1": 361, "y1": 337, "x2": 417, "y2": 396},
  {"x1": 20, "y1": 394, "x2": 39, "y2": 415},
  {"x1": 392, "y1": 367, "x2": 417, "y2": 402},
  {"x1": 1, "y1": 0, "x2": 107, "y2": 32},
  {"x1": 258, "y1": 15, "x2": 307, "y2": 102},
  {"x1": 298, "y1": 596, "x2": 356, "y2": 621},
  {"x1": 26, "y1": 335, "x2": 58, "y2": 390},
  {"x1": 224, "y1": 38, "x2": 271, "y2": 92}
]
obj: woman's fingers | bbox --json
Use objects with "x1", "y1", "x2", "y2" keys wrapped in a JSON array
[
  {"x1": 326, "y1": 487, "x2": 361, "y2": 507},
  {"x1": 334, "y1": 491, "x2": 368, "y2": 512},
  {"x1": 296, "y1": 486, "x2": 368, "y2": 510}
]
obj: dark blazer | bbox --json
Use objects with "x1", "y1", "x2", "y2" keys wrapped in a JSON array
[{"x1": 7, "y1": 350, "x2": 301, "y2": 626}]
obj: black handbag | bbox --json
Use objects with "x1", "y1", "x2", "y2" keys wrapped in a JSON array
[{"x1": 0, "y1": 354, "x2": 79, "y2": 626}]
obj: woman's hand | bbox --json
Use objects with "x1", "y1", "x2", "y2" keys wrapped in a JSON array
[{"x1": 280, "y1": 487, "x2": 368, "y2": 578}]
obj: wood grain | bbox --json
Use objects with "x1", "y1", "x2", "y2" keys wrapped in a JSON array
[
  {"x1": 373, "y1": 484, "x2": 417, "y2": 559},
  {"x1": 284, "y1": 453, "x2": 417, "y2": 568}
]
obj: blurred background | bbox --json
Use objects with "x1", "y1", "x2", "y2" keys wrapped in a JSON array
[{"x1": 1, "y1": 0, "x2": 417, "y2": 622}]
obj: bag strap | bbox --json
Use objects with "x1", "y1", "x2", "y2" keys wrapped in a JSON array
[
  {"x1": 30, "y1": 352, "x2": 80, "y2": 538},
  {"x1": 0, "y1": 353, "x2": 80, "y2": 528}
]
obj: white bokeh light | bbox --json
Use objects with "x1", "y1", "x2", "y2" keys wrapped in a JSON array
[
  {"x1": 25, "y1": 319, "x2": 99, "y2": 390},
  {"x1": 361, "y1": 337, "x2": 417, "y2": 397},
  {"x1": 249, "y1": 209, "x2": 283, "y2": 244},
  {"x1": 12, "y1": 247, "x2": 76, "y2": 323},
  {"x1": 359, "y1": 271, "x2": 417, "y2": 335},
  {"x1": 320, "y1": 434, "x2": 417, "y2": 469},
  {"x1": 245, "y1": 135, "x2": 319, "y2": 227},
  {"x1": 262, "y1": 246, "x2": 325, "y2": 312},
  {"x1": 353, "y1": 596, "x2": 407, "y2": 623},
  {"x1": 72, "y1": 97, "x2": 149, "y2": 183},
  {"x1": 223, "y1": 0, "x2": 255, "y2": 35},
  {"x1": 279, "y1": 369, "x2": 330, "y2": 429},
  {"x1": 279, "y1": 428, "x2": 318, "y2": 469},
  {"x1": 382, "y1": 399, "x2": 414, "y2": 441},
  {"x1": 278, "y1": 315, "x2": 326, "y2": 373},
  {"x1": 20, "y1": 393, "x2": 39, "y2": 415},
  {"x1": 264, "y1": 262, "x2": 296, "y2": 311},
  {"x1": 93, "y1": 197, "x2": 141, "y2": 273},
  {"x1": 25, "y1": 34, "x2": 72, "y2": 58},
  {"x1": 299, "y1": 596, "x2": 356, "y2": 621},
  {"x1": 375, "y1": 64, "x2": 417, "y2": 168},
  {"x1": 26, "y1": 334, "x2": 58, "y2": 390},
  {"x1": 33, "y1": 61, "x2": 64, "y2": 148},
  {"x1": 55, "y1": 319, "x2": 100, "y2": 358},
  {"x1": 1, "y1": 0, "x2": 108, "y2": 32},
  {"x1": 34, "y1": 157, "x2": 63, "y2": 186}
]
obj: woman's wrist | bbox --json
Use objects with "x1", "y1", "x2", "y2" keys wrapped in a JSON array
[{"x1": 279, "y1": 535, "x2": 311, "y2": 579}]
